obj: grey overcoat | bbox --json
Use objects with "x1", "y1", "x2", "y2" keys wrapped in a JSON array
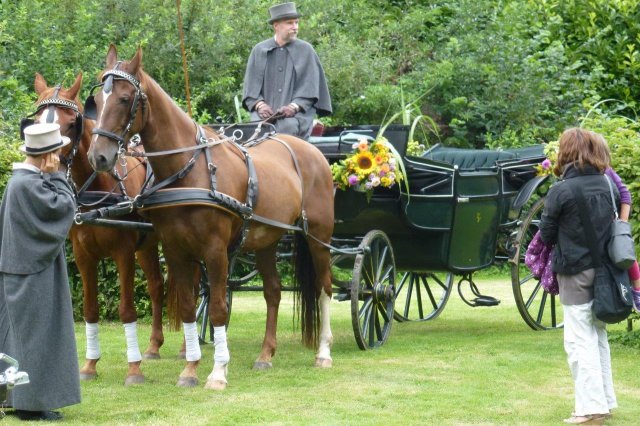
[
  {"x1": 0, "y1": 167, "x2": 80, "y2": 411},
  {"x1": 243, "y1": 38, "x2": 332, "y2": 139}
]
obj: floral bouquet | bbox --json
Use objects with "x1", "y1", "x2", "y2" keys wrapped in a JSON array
[
  {"x1": 534, "y1": 140, "x2": 559, "y2": 176},
  {"x1": 330, "y1": 137, "x2": 404, "y2": 199}
]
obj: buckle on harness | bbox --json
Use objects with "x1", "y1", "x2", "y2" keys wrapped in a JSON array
[{"x1": 178, "y1": 157, "x2": 196, "y2": 178}]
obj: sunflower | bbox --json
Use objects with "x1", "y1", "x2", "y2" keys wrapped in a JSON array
[{"x1": 353, "y1": 150, "x2": 376, "y2": 175}]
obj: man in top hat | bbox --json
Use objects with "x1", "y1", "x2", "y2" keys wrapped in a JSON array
[
  {"x1": 242, "y1": 2, "x2": 332, "y2": 139},
  {"x1": 0, "y1": 123, "x2": 80, "y2": 421}
]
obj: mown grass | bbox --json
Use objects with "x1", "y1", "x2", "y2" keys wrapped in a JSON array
[{"x1": 3, "y1": 278, "x2": 639, "y2": 425}]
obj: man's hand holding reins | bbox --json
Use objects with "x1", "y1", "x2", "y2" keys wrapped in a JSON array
[
  {"x1": 277, "y1": 103, "x2": 299, "y2": 118},
  {"x1": 256, "y1": 101, "x2": 275, "y2": 119}
]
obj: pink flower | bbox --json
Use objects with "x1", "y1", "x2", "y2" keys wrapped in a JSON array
[
  {"x1": 541, "y1": 158, "x2": 551, "y2": 169},
  {"x1": 348, "y1": 174, "x2": 359, "y2": 186}
]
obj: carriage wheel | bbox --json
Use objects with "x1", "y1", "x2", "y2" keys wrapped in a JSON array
[
  {"x1": 351, "y1": 230, "x2": 396, "y2": 350},
  {"x1": 330, "y1": 253, "x2": 354, "y2": 290},
  {"x1": 228, "y1": 253, "x2": 258, "y2": 287},
  {"x1": 196, "y1": 265, "x2": 233, "y2": 343},
  {"x1": 393, "y1": 271, "x2": 453, "y2": 322},
  {"x1": 511, "y1": 197, "x2": 564, "y2": 330}
]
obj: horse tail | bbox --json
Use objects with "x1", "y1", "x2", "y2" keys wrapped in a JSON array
[
  {"x1": 294, "y1": 232, "x2": 319, "y2": 349},
  {"x1": 165, "y1": 273, "x2": 182, "y2": 331}
]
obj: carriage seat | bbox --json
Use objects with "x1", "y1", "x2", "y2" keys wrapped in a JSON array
[
  {"x1": 422, "y1": 147, "x2": 516, "y2": 170},
  {"x1": 308, "y1": 133, "x2": 373, "y2": 156}
]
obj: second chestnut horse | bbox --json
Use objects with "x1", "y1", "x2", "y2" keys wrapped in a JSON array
[{"x1": 30, "y1": 72, "x2": 164, "y2": 385}]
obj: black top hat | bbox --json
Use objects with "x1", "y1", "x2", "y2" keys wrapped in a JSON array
[{"x1": 268, "y1": 2, "x2": 301, "y2": 24}]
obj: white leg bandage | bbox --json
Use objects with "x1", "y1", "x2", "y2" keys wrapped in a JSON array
[
  {"x1": 182, "y1": 322, "x2": 201, "y2": 362},
  {"x1": 317, "y1": 289, "x2": 333, "y2": 360},
  {"x1": 213, "y1": 326, "x2": 230, "y2": 364},
  {"x1": 207, "y1": 326, "x2": 230, "y2": 384},
  {"x1": 85, "y1": 322, "x2": 101, "y2": 360},
  {"x1": 124, "y1": 322, "x2": 142, "y2": 363}
]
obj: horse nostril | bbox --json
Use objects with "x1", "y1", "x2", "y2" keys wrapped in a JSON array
[{"x1": 97, "y1": 155, "x2": 108, "y2": 168}]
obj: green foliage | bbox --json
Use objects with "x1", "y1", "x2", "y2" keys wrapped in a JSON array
[{"x1": 581, "y1": 109, "x2": 640, "y2": 242}]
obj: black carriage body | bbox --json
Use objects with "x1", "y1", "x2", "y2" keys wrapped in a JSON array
[{"x1": 310, "y1": 127, "x2": 546, "y2": 274}]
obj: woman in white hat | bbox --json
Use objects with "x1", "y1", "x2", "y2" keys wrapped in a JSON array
[{"x1": 0, "y1": 123, "x2": 80, "y2": 421}]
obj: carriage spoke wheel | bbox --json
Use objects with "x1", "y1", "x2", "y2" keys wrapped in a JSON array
[
  {"x1": 351, "y1": 230, "x2": 396, "y2": 350},
  {"x1": 195, "y1": 264, "x2": 233, "y2": 343},
  {"x1": 228, "y1": 253, "x2": 258, "y2": 287},
  {"x1": 511, "y1": 197, "x2": 563, "y2": 330},
  {"x1": 393, "y1": 271, "x2": 453, "y2": 322}
]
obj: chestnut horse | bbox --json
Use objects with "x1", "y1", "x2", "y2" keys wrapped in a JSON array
[
  {"x1": 86, "y1": 45, "x2": 335, "y2": 390},
  {"x1": 29, "y1": 72, "x2": 165, "y2": 385}
]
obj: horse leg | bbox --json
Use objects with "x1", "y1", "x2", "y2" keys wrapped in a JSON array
[
  {"x1": 308, "y1": 239, "x2": 334, "y2": 368},
  {"x1": 113, "y1": 252, "x2": 145, "y2": 385},
  {"x1": 203, "y1": 252, "x2": 230, "y2": 390},
  {"x1": 176, "y1": 265, "x2": 201, "y2": 360},
  {"x1": 135, "y1": 239, "x2": 164, "y2": 360},
  {"x1": 74, "y1": 247, "x2": 101, "y2": 380},
  {"x1": 253, "y1": 244, "x2": 280, "y2": 370},
  {"x1": 165, "y1": 253, "x2": 201, "y2": 387}
]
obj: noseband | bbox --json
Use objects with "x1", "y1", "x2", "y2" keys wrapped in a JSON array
[{"x1": 84, "y1": 66, "x2": 147, "y2": 153}]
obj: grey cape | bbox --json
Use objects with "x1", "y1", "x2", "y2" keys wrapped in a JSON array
[
  {"x1": 242, "y1": 38, "x2": 331, "y2": 138},
  {"x1": 0, "y1": 169, "x2": 80, "y2": 411}
]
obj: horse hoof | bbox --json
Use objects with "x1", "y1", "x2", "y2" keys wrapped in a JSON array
[
  {"x1": 143, "y1": 352, "x2": 161, "y2": 360},
  {"x1": 176, "y1": 376, "x2": 199, "y2": 388},
  {"x1": 79, "y1": 372, "x2": 97, "y2": 381},
  {"x1": 124, "y1": 374, "x2": 145, "y2": 386},
  {"x1": 204, "y1": 379, "x2": 227, "y2": 391},
  {"x1": 177, "y1": 351, "x2": 186, "y2": 360},
  {"x1": 314, "y1": 357, "x2": 332, "y2": 368},
  {"x1": 253, "y1": 361, "x2": 272, "y2": 370}
]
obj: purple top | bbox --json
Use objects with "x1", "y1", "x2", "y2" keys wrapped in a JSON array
[{"x1": 605, "y1": 167, "x2": 632, "y2": 205}]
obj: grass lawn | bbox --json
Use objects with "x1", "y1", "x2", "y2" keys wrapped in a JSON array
[{"x1": 3, "y1": 277, "x2": 639, "y2": 425}]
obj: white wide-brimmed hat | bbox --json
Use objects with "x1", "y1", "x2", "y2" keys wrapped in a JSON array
[{"x1": 20, "y1": 123, "x2": 71, "y2": 154}]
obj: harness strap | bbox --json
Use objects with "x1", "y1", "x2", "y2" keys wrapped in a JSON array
[
  {"x1": 263, "y1": 135, "x2": 309, "y2": 232},
  {"x1": 127, "y1": 137, "x2": 225, "y2": 157},
  {"x1": 92, "y1": 128, "x2": 125, "y2": 144}
]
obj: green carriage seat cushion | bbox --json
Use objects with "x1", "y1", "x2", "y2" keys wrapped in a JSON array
[{"x1": 423, "y1": 148, "x2": 516, "y2": 170}]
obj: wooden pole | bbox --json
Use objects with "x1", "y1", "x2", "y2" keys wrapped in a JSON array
[{"x1": 176, "y1": 0, "x2": 192, "y2": 117}]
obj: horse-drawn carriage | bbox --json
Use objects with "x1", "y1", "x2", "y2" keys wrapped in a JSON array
[
  {"x1": 24, "y1": 45, "x2": 557, "y2": 389},
  {"x1": 191, "y1": 123, "x2": 556, "y2": 350}
]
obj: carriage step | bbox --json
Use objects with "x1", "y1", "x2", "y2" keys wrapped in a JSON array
[
  {"x1": 471, "y1": 296, "x2": 500, "y2": 307},
  {"x1": 333, "y1": 292, "x2": 350, "y2": 302}
]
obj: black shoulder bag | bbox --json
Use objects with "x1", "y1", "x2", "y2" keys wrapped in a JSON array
[{"x1": 571, "y1": 182, "x2": 633, "y2": 324}]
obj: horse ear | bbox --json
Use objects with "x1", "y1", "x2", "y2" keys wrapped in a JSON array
[
  {"x1": 106, "y1": 44, "x2": 118, "y2": 68},
  {"x1": 67, "y1": 72, "x2": 83, "y2": 100},
  {"x1": 34, "y1": 72, "x2": 47, "y2": 95},
  {"x1": 129, "y1": 46, "x2": 143, "y2": 73}
]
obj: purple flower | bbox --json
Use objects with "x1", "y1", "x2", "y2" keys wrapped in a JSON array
[
  {"x1": 348, "y1": 174, "x2": 359, "y2": 186},
  {"x1": 541, "y1": 158, "x2": 551, "y2": 169}
]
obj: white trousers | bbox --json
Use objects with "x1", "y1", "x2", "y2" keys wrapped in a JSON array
[{"x1": 563, "y1": 301, "x2": 617, "y2": 416}]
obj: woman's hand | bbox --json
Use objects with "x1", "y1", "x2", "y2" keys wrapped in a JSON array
[{"x1": 40, "y1": 151, "x2": 60, "y2": 173}]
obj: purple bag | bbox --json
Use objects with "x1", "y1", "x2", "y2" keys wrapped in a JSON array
[{"x1": 524, "y1": 231, "x2": 559, "y2": 295}]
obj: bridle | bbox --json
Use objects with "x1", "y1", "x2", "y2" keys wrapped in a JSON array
[
  {"x1": 20, "y1": 84, "x2": 84, "y2": 173},
  {"x1": 84, "y1": 63, "x2": 147, "y2": 158}
]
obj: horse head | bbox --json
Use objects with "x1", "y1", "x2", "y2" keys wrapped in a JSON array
[
  {"x1": 25, "y1": 72, "x2": 84, "y2": 162},
  {"x1": 87, "y1": 44, "x2": 147, "y2": 172}
]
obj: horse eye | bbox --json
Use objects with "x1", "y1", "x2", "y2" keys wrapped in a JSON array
[{"x1": 119, "y1": 97, "x2": 131, "y2": 105}]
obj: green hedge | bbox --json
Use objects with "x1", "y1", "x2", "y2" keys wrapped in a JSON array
[{"x1": 2, "y1": 0, "x2": 640, "y2": 320}]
